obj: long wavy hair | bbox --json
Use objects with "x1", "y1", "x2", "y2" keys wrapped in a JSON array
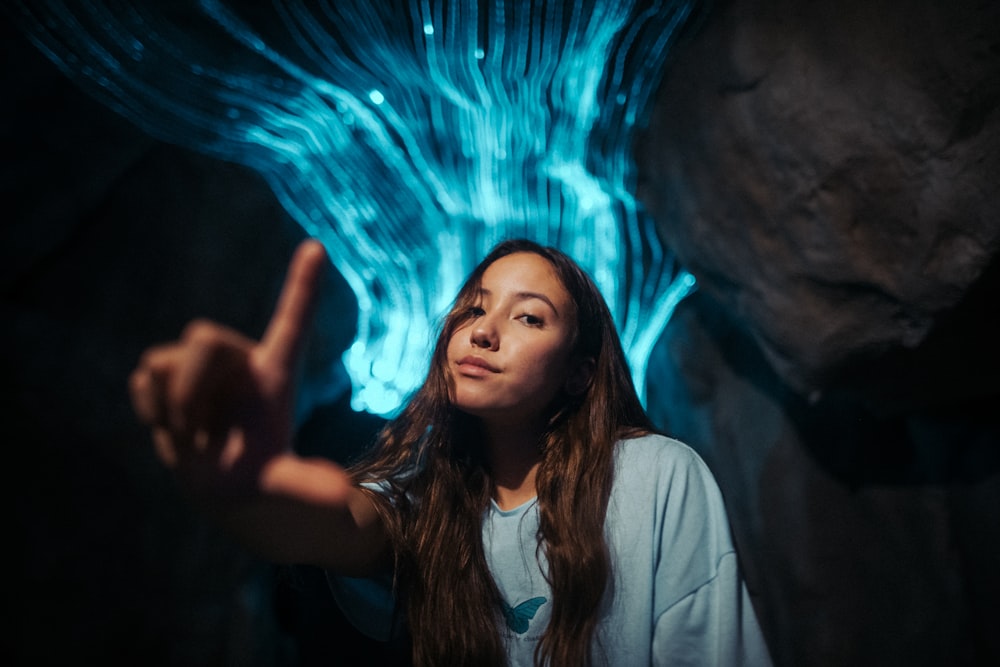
[{"x1": 350, "y1": 239, "x2": 654, "y2": 666}]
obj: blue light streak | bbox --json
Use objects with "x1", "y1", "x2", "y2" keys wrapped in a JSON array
[{"x1": 12, "y1": 0, "x2": 698, "y2": 417}]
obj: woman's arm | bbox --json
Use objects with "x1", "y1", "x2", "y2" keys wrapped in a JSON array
[
  {"x1": 128, "y1": 240, "x2": 388, "y2": 575},
  {"x1": 201, "y1": 453, "x2": 390, "y2": 576}
]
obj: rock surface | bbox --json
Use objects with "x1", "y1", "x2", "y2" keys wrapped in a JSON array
[
  {"x1": 637, "y1": 0, "x2": 1000, "y2": 405},
  {"x1": 638, "y1": 1, "x2": 1000, "y2": 664}
]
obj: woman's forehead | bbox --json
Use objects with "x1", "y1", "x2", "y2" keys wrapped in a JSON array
[
  {"x1": 480, "y1": 253, "x2": 569, "y2": 299},
  {"x1": 468, "y1": 254, "x2": 578, "y2": 325}
]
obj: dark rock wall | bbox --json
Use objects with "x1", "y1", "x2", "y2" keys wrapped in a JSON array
[
  {"x1": 638, "y1": 0, "x2": 1000, "y2": 665},
  {"x1": 6, "y1": 1, "x2": 1000, "y2": 665},
  {"x1": 638, "y1": 0, "x2": 1000, "y2": 398}
]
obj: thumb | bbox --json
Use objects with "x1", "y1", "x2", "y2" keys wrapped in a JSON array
[{"x1": 259, "y1": 239, "x2": 328, "y2": 371}]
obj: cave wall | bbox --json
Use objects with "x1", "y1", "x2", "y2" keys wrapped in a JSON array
[
  {"x1": 638, "y1": 0, "x2": 1000, "y2": 665},
  {"x1": 5, "y1": 1, "x2": 1000, "y2": 666},
  {"x1": 638, "y1": 0, "x2": 1000, "y2": 402}
]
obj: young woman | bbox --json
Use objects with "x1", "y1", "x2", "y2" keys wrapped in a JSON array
[{"x1": 130, "y1": 238, "x2": 772, "y2": 666}]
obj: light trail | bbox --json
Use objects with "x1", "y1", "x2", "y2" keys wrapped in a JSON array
[{"x1": 12, "y1": 0, "x2": 698, "y2": 416}]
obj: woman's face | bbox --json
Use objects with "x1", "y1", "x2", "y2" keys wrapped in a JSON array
[{"x1": 446, "y1": 252, "x2": 583, "y2": 425}]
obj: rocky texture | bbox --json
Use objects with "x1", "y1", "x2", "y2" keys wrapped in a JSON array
[
  {"x1": 638, "y1": 0, "x2": 1000, "y2": 665},
  {"x1": 637, "y1": 0, "x2": 1000, "y2": 406},
  {"x1": 646, "y1": 291, "x2": 1000, "y2": 666}
]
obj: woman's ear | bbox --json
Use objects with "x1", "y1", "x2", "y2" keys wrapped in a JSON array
[{"x1": 564, "y1": 356, "x2": 595, "y2": 396}]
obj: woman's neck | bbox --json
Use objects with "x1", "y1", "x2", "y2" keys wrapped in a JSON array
[{"x1": 482, "y1": 419, "x2": 545, "y2": 511}]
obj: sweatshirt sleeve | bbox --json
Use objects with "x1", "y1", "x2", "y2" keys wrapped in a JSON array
[
  {"x1": 325, "y1": 569, "x2": 398, "y2": 642},
  {"x1": 324, "y1": 478, "x2": 400, "y2": 642},
  {"x1": 619, "y1": 436, "x2": 772, "y2": 667},
  {"x1": 653, "y1": 551, "x2": 772, "y2": 667}
]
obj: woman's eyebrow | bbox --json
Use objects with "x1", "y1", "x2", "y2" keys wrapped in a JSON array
[{"x1": 479, "y1": 287, "x2": 560, "y2": 316}]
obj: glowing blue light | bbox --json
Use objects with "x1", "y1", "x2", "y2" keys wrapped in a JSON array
[{"x1": 13, "y1": 0, "x2": 699, "y2": 418}]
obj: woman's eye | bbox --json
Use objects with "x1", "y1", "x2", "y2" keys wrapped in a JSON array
[
  {"x1": 518, "y1": 313, "x2": 544, "y2": 326},
  {"x1": 468, "y1": 306, "x2": 486, "y2": 317}
]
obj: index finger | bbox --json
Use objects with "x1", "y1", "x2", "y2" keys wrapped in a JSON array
[{"x1": 260, "y1": 239, "x2": 328, "y2": 369}]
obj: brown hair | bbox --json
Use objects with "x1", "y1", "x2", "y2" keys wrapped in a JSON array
[{"x1": 351, "y1": 239, "x2": 653, "y2": 666}]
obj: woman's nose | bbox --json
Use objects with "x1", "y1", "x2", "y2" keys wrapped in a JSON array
[{"x1": 470, "y1": 319, "x2": 499, "y2": 350}]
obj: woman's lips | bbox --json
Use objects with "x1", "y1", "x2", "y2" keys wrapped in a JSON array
[{"x1": 456, "y1": 355, "x2": 500, "y2": 374}]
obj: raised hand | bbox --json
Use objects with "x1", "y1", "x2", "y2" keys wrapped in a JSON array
[
  {"x1": 129, "y1": 239, "x2": 343, "y2": 502},
  {"x1": 129, "y1": 239, "x2": 385, "y2": 571}
]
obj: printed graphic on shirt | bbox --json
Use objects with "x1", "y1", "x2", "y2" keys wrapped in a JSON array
[{"x1": 501, "y1": 596, "x2": 547, "y2": 634}]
